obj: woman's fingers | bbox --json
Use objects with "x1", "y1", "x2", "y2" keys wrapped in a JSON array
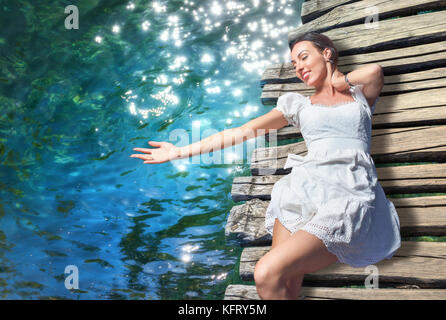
[
  {"x1": 132, "y1": 147, "x2": 152, "y2": 154},
  {"x1": 130, "y1": 143, "x2": 168, "y2": 164},
  {"x1": 130, "y1": 154, "x2": 152, "y2": 160},
  {"x1": 148, "y1": 141, "x2": 161, "y2": 146}
]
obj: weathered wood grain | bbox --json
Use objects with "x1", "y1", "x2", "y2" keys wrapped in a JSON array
[
  {"x1": 224, "y1": 284, "x2": 446, "y2": 300},
  {"x1": 232, "y1": 163, "x2": 446, "y2": 201},
  {"x1": 290, "y1": 10, "x2": 446, "y2": 57},
  {"x1": 298, "y1": 0, "x2": 446, "y2": 35},
  {"x1": 238, "y1": 241, "x2": 446, "y2": 288},
  {"x1": 301, "y1": 0, "x2": 358, "y2": 24},
  {"x1": 265, "y1": 126, "x2": 427, "y2": 143},
  {"x1": 225, "y1": 196, "x2": 446, "y2": 246}
]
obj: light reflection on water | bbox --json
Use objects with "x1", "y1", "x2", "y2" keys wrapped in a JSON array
[{"x1": 0, "y1": 0, "x2": 303, "y2": 299}]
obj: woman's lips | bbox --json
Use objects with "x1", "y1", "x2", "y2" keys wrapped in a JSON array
[{"x1": 303, "y1": 72, "x2": 310, "y2": 81}]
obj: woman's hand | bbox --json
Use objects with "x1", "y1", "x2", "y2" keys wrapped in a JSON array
[
  {"x1": 130, "y1": 141, "x2": 179, "y2": 164},
  {"x1": 331, "y1": 68, "x2": 349, "y2": 92}
]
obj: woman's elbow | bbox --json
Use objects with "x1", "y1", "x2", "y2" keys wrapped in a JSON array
[
  {"x1": 368, "y1": 64, "x2": 384, "y2": 89},
  {"x1": 371, "y1": 64, "x2": 384, "y2": 82}
]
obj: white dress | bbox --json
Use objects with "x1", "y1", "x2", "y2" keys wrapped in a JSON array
[{"x1": 265, "y1": 84, "x2": 401, "y2": 268}]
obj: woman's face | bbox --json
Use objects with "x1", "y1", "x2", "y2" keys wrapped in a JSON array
[{"x1": 290, "y1": 40, "x2": 331, "y2": 87}]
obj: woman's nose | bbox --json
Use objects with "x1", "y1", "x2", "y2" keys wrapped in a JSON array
[{"x1": 296, "y1": 65, "x2": 303, "y2": 75}]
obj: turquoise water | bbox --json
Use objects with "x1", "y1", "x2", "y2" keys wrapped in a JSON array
[{"x1": 0, "y1": 0, "x2": 304, "y2": 299}]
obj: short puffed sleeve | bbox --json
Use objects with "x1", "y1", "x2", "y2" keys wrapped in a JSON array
[
  {"x1": 350, "y1": 84, "x2": 379, "y2": 116},
  {"x1": 273, "y1": 92, "x2": 304, "y2": 128}
]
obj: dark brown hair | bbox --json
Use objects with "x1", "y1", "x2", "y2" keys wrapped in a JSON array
[{"x1": 289, "y1": 32, "x2": 338, "y2": 68}]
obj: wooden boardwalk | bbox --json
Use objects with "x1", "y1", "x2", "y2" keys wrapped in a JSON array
[{"x1": 224, "y1": 0, "x2": 446, "y2": 300}]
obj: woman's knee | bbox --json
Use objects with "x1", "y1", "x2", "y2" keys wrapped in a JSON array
[
  {"x1": 253, "y1": 259, "x2": 269, "y2": 287},
  {"x1": 254, "y1": 257, "x2": 283, "y2": 295}
]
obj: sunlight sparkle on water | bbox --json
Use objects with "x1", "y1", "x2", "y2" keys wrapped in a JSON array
[
  {"x1": 210, "y1": 2, "x2": 223, "y2": 15},
  {"x1": 201, "y1": 53, "x2": 213, "y2": 64},
  {"x1": 206, "y1": 86, "x2": 221, "y2": 94},
  {"x1": 141, "y1": 20, "x2": 150, "y2": 31},
  {"x1": 168, "y1": 15, "x2": 179, "y2": 25},
  {"x1": 129, "y1": 102, "x2": 137, "y2": 115},
  {"x1": 211, "y1": 272, "x2": 228, "y2": 281},
  {"x1": 160, "y1": 30, "x2": 169, "y2": 41},
  {"x1": 154, "y1": 74, "x2": 168, "y2": 85},
  {"x1": 151, "y1": 87, "x2": 179, "y2": 106},
  {"x1": 181, "y1": 244, "x2": 200, "y2": 262},
  {"x1": 183, "y1": 244, "x2": 200, "y2": 252},
  {"x1": 251, "y1": 39, "x2": 263, "y2": 50},
  {"x1": 181, "y1": 254, "x2": 192, "y2": 263},
  {"x1": 247, "y1": 21, "x2": 258, "y2": 32},
  {"x1": 112, "y1": 25, "x2": 120, "y2": 33},
  {"x1": 232, "y1": 88, "x2": 242, "y2": 97},
  {"x1": 169, "y1": 56, "x2": 188, "y2": 70},
  {"x1": 152, "y1": 1, "x2": 167, "y2": 13}
]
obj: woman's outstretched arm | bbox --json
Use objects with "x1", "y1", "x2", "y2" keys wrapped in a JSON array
[{"x1": 130, "y1": 108, "x2": 289, "y2": 164}]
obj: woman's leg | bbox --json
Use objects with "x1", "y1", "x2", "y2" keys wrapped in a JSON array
[
  {"x1": 270, "y1": 218, "x2": 304, "y2": 299},
  {"x1": 255, "y1": 221, "x2": 338, "y2": 300}
]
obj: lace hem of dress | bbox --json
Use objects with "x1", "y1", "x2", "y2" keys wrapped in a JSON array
[
  {"x1": 299, "y1": 223, "x2": 390, "y2": 268},
  {"x1": 264, "y1": 196, "x2": 391, "y2": 268}
]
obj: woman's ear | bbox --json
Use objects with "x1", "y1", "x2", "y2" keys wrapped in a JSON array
[
  {"x1": 323, "y1": 47, "x2": 336, "y2": 67},
  {"x1": 323, "y1": 47, "x2": 332, "y2": 61}
]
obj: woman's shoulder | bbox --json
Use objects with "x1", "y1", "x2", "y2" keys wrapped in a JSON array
[
  {"x1": 277, "y1": 92, "x2": 306, "y2": 105},
  {"x1": 274, "y1": 92, "x2": 307, "y2": 122}
]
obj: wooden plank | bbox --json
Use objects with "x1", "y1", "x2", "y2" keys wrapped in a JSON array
[
  {"x1": 225, "y1": 196, "x2": 446, "y2": 246},
  {"x1": 251, "y1": 125, "x2": 446, "y2": 176},
  {"x1": 297, "y1": 0, "x2": 446, "y2": 36},
  {"x1": 337, "y1": 42, "x2": 446, "y2": 73},
  {"x1": 266, "y1": 126, "x2": 423, "y2": 143},
  {"x1": 289, "y1": 10, "x2": 446, "y2": 57},
  {"x1": 232, "y1": 163, "x2": 446, "y2": 201},
  {"x1": 301, "y1": 0, "x2": 358, "y2": 24},
  {"x1": 238, "y1": 241, "x2": 446, "y2": 288},
  {"x1": 224, "y1": 284, "x2": 446, "y2": 300},
  {"x1": 261, "y1": 41, "x2": 446, "y2": 85}
]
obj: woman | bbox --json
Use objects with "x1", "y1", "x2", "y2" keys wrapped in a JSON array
[{"x1": 130, "y1": 32, "x2": 401, "y2": 300}]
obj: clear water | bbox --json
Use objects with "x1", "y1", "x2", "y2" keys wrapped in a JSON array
[{"x1": 0, "y1": 0, "x2": 304, "y2": 299}]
